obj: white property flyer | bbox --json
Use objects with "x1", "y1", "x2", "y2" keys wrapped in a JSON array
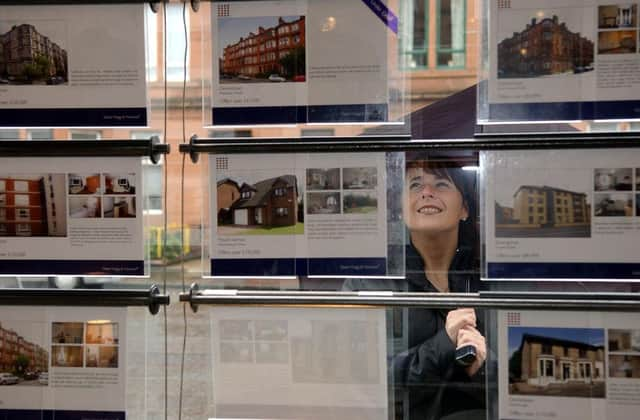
[
  {"x1": 0, "y1": 4, "x2": 148, "y2": 127},
  {"x1": 210, "y1": 306, "x2": 388, "y2": 420},
  {"x1": 497, "y1": 310, "x2": 640, "y2": 420},
  {"x1": 209, "y1": 153, "x2": 389, "y2": 277},
  {"x1": 0, "y1": 157, "x2": 144, "y2": 276},
  {"x1": 210, "y1": 0, "x2": 392, "y2": 125},
  {"x1": 483, "y1": 149, "x2": 640, "y2": 280},
  {"x1": 0, "y1": 306, "x2": 126, "y2": 419},
  {"x1": 485, "y1": 0, "x2": 640, "y2": 122}
]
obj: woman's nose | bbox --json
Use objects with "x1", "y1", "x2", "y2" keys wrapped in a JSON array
[{"x1": 421, "y1": 183, "x2": 436, "y2": 197}]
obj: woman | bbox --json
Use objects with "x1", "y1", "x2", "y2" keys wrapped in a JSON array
[{"x1": 344, "y1": 154, "x2": 486, "y2": 420}]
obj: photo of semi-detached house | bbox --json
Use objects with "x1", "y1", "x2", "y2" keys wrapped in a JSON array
[
  {"x1": 495, "y1": 185, "x2": 591, "y2": 237},
  {"x1": 508, "y1": 327, "x2": 605, "y2": 398},
  {"x1": 217, "y1": 175, "x2": 303, "y2": 235}
]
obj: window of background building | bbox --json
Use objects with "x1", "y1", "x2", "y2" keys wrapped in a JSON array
[
  {"x1": 146, "y1": 6, "x2": 159, "y2": 82},
  {"x1": 27, "y1": 129, "x2": 53, "y2": 140},
  {"x1": 0, "y1": 130, "x2": 19, "y2": 140},
  {"x1": 400, "y1": 0, "x2": 466, "y2": 69},
  {"x1": 70, "y1": 131, "x2": 101, "y2": 140},
  {"x1": 132, "y1": 132, "x2": 163, "y2": 215},
  {"x1": 166, "y1": 4, "x2": 190, "y2": 82},
  {"x1": 437, "y1": 0, "x2": 466, "y2": 68}
]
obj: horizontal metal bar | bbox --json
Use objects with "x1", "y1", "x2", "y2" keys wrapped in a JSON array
[
  {"x1": 0, "y1": 139, "x2": 169, "y2": 163},
  {"x1": 0, "y1": 1, "x2": 152, "y2": 4},
  {"x1": 0, "y1": 284, "x2": 169, "y2": 315},
  {"x1": 179, "y1": 287, "x2": 640, "y2": 313},
  {"x1": 180, "y1": 133, "x2": 640, "y2": 157}
]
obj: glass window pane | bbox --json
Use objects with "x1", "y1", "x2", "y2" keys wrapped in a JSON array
[
  {"x1": 437, "y1": 0, "x2": 466, "y2": 68},
  {"x1": 0, "y1": 130, "x2": 20, "y2": 140}
]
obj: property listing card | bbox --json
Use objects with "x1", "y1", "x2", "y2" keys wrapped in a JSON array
[
  {"x1": 483, "y1": 149, "x2": 640, "y2": 280},
  {"x1": 497, "y1": 310, "x2": 640, "y2": 420},
  {"x1": 0, "y1": 306, "x2": 126, "y2": 419},
  {"x1": 210, "y1": 306, "x2": 388, "y2": 420},
  {"x1": 486, "y1": 0, "x2": 640, "y2": 121},
  {"x1": 0, "y1": 157, "x2": 144, "y2": 276},
  {"x1": 0, "y1": 4, "x2": 148, "y2": 127},
  {"x1": 208, "y1": 152, "x2": 389, "y2": 277},
  {"x1": 210, "y1": 0, "x2": 391, "y2": 125}
]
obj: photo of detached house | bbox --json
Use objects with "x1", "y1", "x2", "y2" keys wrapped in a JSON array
[
  {"x1": 217, "y1": 174, "x2": 303, "y2": 235},
  {"x1": 218, "y1": 16, "x2": 306, "y2": 83},
  {"x1": 495, "y1": 184, "x2": 591, "y2": 238},
  {"x1": 0, "y1": 22, "x2": 68, "y2": 85},
  {"x1": 497, "y1": 14, "x2": 594, "y2": 78},
  {"x1": 0, "y1": 174, "x2": 67, "y2": 237},
  {"x1": 508, "y1": 327, "x2": 606, "y2": 398}
]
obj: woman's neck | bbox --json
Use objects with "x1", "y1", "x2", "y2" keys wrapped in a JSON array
[{"x1": 410, "y1": 229, "x2": 458, "y2": 293}]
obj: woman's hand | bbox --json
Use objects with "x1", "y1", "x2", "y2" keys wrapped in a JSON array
[
  {"x1": 445, "y1": 308, "x2": 476, "y2": 344},
  {"x1": 456, "y1": 326, "x2": 486, "y2": 377}
]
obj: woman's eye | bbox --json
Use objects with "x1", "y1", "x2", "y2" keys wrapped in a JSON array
[
  {"x1": 435, "y1": 181, "x2": 452, "y2": 189},
  {"x1": 409, "y1": 182, "x2": 423, "y2": 191}
]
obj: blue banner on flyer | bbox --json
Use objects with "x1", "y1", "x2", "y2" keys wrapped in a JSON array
[
  {"x1": 361, "y1": 0, "x2": 398, "y2": 34},
  {"x1": 0, "y1": 260, "x2": 144, "y2": 276},
  {"x1": 211, "y1": 258, "x2": 387, "y2": 277},
  {"x1": 487, "y1": 262, "x2": 640, "y2": 280},
  {"x1": 0, "y1": 108, "x2": 148, "y2": 127},
  {"x1": 0, "y1": 410, "x2": 125, "y2": 420}
]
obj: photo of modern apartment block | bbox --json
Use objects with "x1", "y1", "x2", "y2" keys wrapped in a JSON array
[
  {"x1": 219, "y1": 16, "x2": 305, "y2": 82},
  {"x1": 0, "y1": 23, "x2": 68, "y2": 84},
  {"x1": 0, "y1": 321, "x2": 48, "y2": 376},
  {"x1": 495, "y1": 185, "x2": 590, "y2": 237},
  {"x1": 0, "y1": 174, "x2": 67, "y2": 237},
  {"x1": 509, "y1": 327, "x2": 605, "y2": 398},
  {"x1": 498, "y1": 15, "x2": 594, "y2": 78}
]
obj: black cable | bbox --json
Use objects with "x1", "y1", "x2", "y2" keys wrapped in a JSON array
[
  {"x1": 178, "y1": 2, "x2": 189, "y2": 420},
  {"x1": 161, "y1": 2, "x2": 169, "y2": 420}
]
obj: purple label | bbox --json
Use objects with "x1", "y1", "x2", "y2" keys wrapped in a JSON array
[{"x1": 362, "y1": 0, "x2": 398, "y2": 34}]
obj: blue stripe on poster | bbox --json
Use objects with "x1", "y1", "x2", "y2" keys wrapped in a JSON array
[
  {"x1": 211, "y1": 258, "x2": 297, "y2": 276},
  {"x1": 307, "y1": 104, "x2": 388, "y2": 123},
  {"x1": 487, "y1": 262, "x2": 640, "y2": 279},
  {"x1": 212, "y1": 103, "x2": 388, "y2": 125},
  {"x1": 212, "y1": 106, "x2": 306, "y2": 125},
  {"x1": 0, "y1": 108, "x2": 148, "y2": 127},
  {"x1": 360, "y1": 0, "x2": 398, "y2": 34},
  {"x1": 211, "y1": 258, "x2": 387, "y2": 277},
  {"x1": 488, "y1": 100, "x2": 640, "y2": 122},
  {"x1": 0, "y1": 410, "x2": 125, "y2": 420},
  {"x1": 0, "y1": 260, "x2": 144, "y2": 276},
  {"x1": 308, "y1": 257, "x2": 387, "y2": 276}
]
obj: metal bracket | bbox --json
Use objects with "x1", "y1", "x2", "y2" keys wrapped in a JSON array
[
  {"x1": 188, "y1": 283, "x2": 200, "y2": 313},
  {"x1": 185, "y1": 134, "x2": 200, "y2": 163},
  {"x1": 150, "y1": 135, "x2": 170, "y2": 164},
  {"x1": 190, "y1": 0, "x2": 200, "y2": 12}
]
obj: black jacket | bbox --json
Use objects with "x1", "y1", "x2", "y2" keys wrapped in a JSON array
[{"x1": 343, "y1": 242, "x2": 485, "y2": 420}]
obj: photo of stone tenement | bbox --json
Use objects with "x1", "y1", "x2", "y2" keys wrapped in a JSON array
[
  {"x1": 0, "y1": 23, "x2": 68, "y2": 85},
  {"x1": 495, "y1": 185, "x2": 591, "y2": 237},
  {"x1": 218, "y1": 16, "x2": 305, "y2": 83},
  {"x1": 497, "y1": 15, "x2": 594, "y2": 78},
  {"x1": 508, "y1": 327, "x2": 606, "y2": 398},
  {"x1": 0, "y1": 321, "x2": 49, "y2": 386}
]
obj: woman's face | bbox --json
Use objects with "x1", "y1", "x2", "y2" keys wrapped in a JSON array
[{"x1": 403, "y1": 166, "x2": 468, "y2": 236}]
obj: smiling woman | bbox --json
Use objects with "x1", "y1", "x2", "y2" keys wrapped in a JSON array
[{"x1": 343, "y1": 153, "x2": 485, "y2": 420}]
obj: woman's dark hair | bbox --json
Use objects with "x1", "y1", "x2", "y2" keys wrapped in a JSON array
[{"x1": 405, "y1": 153, "x2": 479, "y2": 270}]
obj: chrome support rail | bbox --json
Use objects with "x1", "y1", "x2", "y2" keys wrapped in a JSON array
[
  {"x1": 0, "y1": 284, "x2": 169, "y2": 315},
  {"x1": 180, "y1": 284, "x2": 640, "y2": 313}
]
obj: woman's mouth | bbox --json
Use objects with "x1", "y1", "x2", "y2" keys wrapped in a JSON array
[{"x1": 417, "y1": 205, "x2": 442, "y2": 214}]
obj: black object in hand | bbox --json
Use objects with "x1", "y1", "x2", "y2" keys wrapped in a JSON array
[{"x1": 455, "y1": 344, "x2": 477, "y2": 366}]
